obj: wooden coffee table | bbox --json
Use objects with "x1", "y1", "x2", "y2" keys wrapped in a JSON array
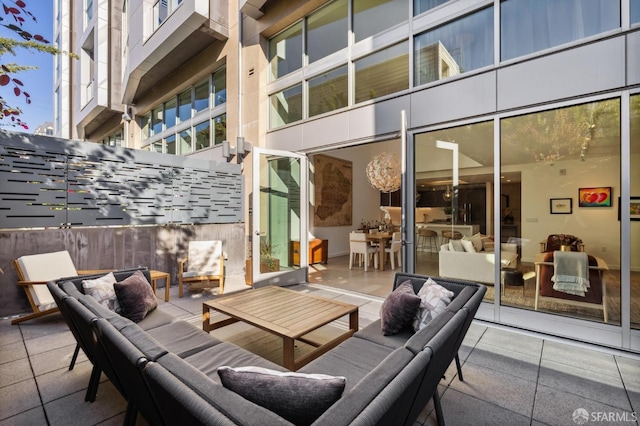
[{"x1": 202, "y1": 286, "x2": 359, "y2": 371}]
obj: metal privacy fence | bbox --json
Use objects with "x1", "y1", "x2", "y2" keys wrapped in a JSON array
[{"x1": 0, "y1": 131, "x2": 243, "y2": 229}]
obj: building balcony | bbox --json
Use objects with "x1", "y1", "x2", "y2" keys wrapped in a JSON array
[{"x1": 122, "y1": 0, "x2": 229, "y2": 104}]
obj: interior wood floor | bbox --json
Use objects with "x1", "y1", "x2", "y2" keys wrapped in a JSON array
[{"x1": 308, "y1": 250, "x2": 640, "y2": 328}]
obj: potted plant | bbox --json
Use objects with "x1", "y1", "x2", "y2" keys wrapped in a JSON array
[{"x1": 260, "y1": 239, "x2": 280, "y2": 272}]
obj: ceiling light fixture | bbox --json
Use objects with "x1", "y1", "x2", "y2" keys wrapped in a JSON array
[{"x1": 442, "y1": 185, "x2": 452, "y2": 201}]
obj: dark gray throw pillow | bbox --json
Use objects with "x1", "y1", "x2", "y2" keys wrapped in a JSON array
[
  {"x1": 380, "y1": 280, "x2": 421, "y2": 335},
  {"x1": 113, "y1": 270, "x2": 157, "y2": 322},
  {"x1": 217, "y1": 366, "x2": 345, "y2": 426}
]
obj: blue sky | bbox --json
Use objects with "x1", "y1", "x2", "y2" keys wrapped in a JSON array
[{"x1": 0, "y1": 1, "x2": 54, "y2": 133}]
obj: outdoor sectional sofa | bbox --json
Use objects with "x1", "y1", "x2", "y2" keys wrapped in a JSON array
[{"x1": 48, "y1": 267, "x2": 486, "y2": 426}]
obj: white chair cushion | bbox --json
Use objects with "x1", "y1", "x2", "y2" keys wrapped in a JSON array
[
  {"x1": 187, "y1": 241, "x2": 222, "y2": 275},
  {"x1": 16, "y1": 250, "x2": 78, "y2": 308}
]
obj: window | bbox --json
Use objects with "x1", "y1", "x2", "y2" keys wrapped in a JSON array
[
  {"x1": 150, "y1": 140, "x2": 163, "y2": 153},
  {"x1": 631, "y1": 94, "x2": 640, "y2": 329},
  {"x1": 307, "y1": 0, "x2": 348, "y2": 64},
  {"x1": 414, "y1": 120, "x2": 494, "y2": 300},
  {"x1": 178, "y1": 88, "x2": 191, "y2": 122},
  {"x1": 501, "y1": 0, "x2": 620, "y2": 61},
  {"x1": 500, "y1": 99, "x2": 621, "y2": 323},
  {"x1": 309, "y1": 66, "x2": 348, "y2": 117},
  {"x1": 632, "y1": 0, "x2": 640, "y2": 24},
  {"x1": 141, "y1": 112, "x2": 151, "y2": 139},
  {"x1": 355, "y1": 41, "x2": 409, "y2": 104},
  {"x1": 85, "y1": 0, "x2": 93, "y2": 23},
  {"x1": 194, "y1": 79, "x2": 209, "y2": 113},
  {"x1": 164, "y1": 98, "x2": 176, "y2": 129},
  {"x1": 213, "y1": 68, "x2": 226, "y2": 106},
  {"x1": 213, "y1": 114, "x2": 226, "y2": 145},
  {"x1": 166, "y1": 134, "x2": 176, "y2": 155},
  {"x1": 139, "y1": 70, "x2": 226, "y2": 155},
  {"x1": 152, "y1": 106, "x2": 163, "y2": 135},
  {"x1": 81, "y1": 34, "x2": 95, "y2": 105},
  {"x1": 270, "y1": 84, "x2": 303, "y2": 129},
  {"x1": 353, "y1": 0, "x2": 409, "y2": 42},
  {"x1": 179, "y1": 129, "x2": 192, "y2": 154},
  {"x1": 414, "y1": 0, "x2": 450, "y2": 16},
  {"x1": 414, "y1": 7, "x2": 493, "y2": 86},
  {"x1": 269, "y1": 22, "x2": 303, "y2": 81},
  {"x1": 194, "y1": 121, "x2": 210, "y2": 151}
]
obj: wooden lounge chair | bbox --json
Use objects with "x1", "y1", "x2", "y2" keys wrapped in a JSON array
[
  {"x1": 12, "y1": 250, "x2": 107, "y2": 325},
  {"x1": 178, "y1": 241, "x2": 225, "y2": 297}
]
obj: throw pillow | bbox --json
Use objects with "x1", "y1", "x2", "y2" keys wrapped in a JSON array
[
  {"x1": 413, "y1": 278, "x2": 455, "y2": 331},
  {"x1": 380, "y1": 281, "x2": 421, "y2": 336},
  {"x1": 113, "y1": 270, "x2": 157, "y2": 322},
  {"x1": 461, "y1": 239, "x2": 476, "y2": 253},
  {"x1": 449, "y1": 239, "x2": 465, "y2": 252},
  {"x1": 82, "y1": 272, "x2": 119, "y2": 312},
  {"x1": 217, "y1": 366, "x2": 345, "y2": 426},
  {"x1": 465, "y1": 234, "x2": 483, "y2": 252}
]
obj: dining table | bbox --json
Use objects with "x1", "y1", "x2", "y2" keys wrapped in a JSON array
[{"x1": 366, "y1": 231, "x2": 393, "y2": 271}]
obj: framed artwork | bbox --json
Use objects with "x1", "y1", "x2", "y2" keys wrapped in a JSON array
[
  {"x1": 550, "y1": 198, "x2": 572, "y2": 214},
  {"x1": 618, "y1": 197, "x2": 640, "y2": 221},
  {"x1": 313, "y1": 154, "x2": 353, "y2": 226},
  {"x1": 578, "y1": 187, "x2": 612, "y2": 207}
]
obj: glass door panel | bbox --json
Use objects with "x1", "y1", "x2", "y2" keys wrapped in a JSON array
[{"x1": 252, "y1": 148, "x2": 308, "y2": 287}]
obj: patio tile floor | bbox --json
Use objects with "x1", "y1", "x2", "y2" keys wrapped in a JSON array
[{"x1": 1, "y1": 275, "x2": 639, "y2": 426}]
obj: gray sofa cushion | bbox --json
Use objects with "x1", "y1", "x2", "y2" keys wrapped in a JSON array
[
  {"x1": 146, "y1": 321, "x2": 222, "y2": 358},
  {"x1": 218, "y1": 366, "x2": 345, "y2": 426},
  {"x1": 299, "y1": 337, "x2": 394, "y2": 392},
  {"x1": 183, "y1": 342, "x2": 286, "y2": 383},
  {"x1": 158, "y1": 353, "x2": 293, "y2": 425},
  {"x1": 136, "y1": 308, "x2": 176, "y2": 330},
  {"x1": 354, "y1": 319, "x2": 413, "y2": 349},
  {"x1": 312, "y1": 346, "x2": 416, "y2": 425}
]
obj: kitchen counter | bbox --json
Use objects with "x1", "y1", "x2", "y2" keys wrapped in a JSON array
[{"x1": 416, "y1": 223, "x2": 480, "y2": 239}]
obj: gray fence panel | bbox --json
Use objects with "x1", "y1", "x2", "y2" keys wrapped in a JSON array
[
  {"x1": 0, "y1": 143, "x2": 69, "y2": 228},
  {"x1": 0, "y1": 131, "x2": 243, "y2": 228}
]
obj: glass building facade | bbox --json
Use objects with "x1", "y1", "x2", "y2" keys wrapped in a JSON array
[{"x1": 264, "y1": 0, "x2": 640, "y2": 351}]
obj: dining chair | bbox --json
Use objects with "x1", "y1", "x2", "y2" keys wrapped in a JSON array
[
  {"x1": 384, "y1": 232, "x2": 402, "y2": 270},
  {"x1": 349, "y1": 232, "x2": 379, "y2": 272}
]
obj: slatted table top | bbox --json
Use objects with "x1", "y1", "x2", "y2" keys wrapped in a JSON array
[
  {"x1": 203, "y1": 286, "x2": 359, "y2": 370},
  {"x1": 203, "y1": 285, "x2": 358, "y2": 339}
]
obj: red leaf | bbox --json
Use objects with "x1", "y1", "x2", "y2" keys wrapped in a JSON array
[
  {"x1": 1, "y1": 65, "x2": 9, "y2": 72},
  {"x1": 13, "y1": 79, "x2": 23, "y2": 86},
  {"x1": 3, "y1": 5, "x2": 9, "y2": 14},
  {"x1": 24, "y1": 92, "x2": 30, "y2": 97},
  {"x1": 0, "y1": 75, "x2": 10, "y2": 86},
  {"x1": 8, "y1": 7, "x2": 20, "y2": 14},
  {"x1": 14, "y1": 87, "x2": 21, "y2": 96},
  {"x1": 11, "y1": 116, "x2": 15, "y2": 121},
  {"x1": 3, "y1": 110, "x2": 9, "y2": 116},
  {"x1": 34, "y1": 34, "x2": 43, "y2": 41},
  {"x1": 26, "y1": 98, "x2": 31, "y2": 104},
  {"x1": 16, "y1": 1, "x2": 26, "y2": 8}
]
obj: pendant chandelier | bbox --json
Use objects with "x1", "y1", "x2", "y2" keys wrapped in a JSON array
[
  {"x1": 365, "y1": 153, "x2": 401, "y2": 193},
  {"x1": 442, "y1": 185, "x2": 452, "y2": 201}
]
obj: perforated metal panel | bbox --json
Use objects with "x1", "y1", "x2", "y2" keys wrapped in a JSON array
[{"x1": 0, "y1": 131, "x2": 243, "y2": 228}]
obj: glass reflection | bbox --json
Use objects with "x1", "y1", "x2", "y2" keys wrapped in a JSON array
[{"x1": 501, "y1": 99, "x2": 621, "y2": 324}]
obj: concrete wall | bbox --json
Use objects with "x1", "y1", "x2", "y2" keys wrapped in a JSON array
[{"x1": 0, "y1": 223, "x2": 245, "y2": 318}]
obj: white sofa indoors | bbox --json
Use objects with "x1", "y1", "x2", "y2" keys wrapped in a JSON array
[{"x1": 439, "y1": 241, "x2": 518, "y2": 285}]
